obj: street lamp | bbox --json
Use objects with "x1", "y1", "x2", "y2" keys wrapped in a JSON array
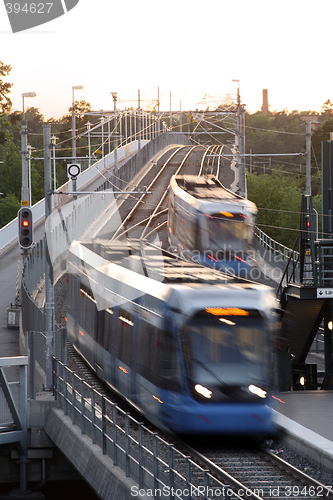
[
  {"x1": 71, "y1": 85, "x2": 83, "y2": 161},
  {"x1": 21, "y1": 91, "x2": 36, "y2": 206}
]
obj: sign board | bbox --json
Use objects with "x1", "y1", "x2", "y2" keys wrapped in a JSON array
[
  {"x1": 317, "y1": 288, "x2": 333, "y2": 298},
  {"x1": 67, "y1": 163, "x2": 81, "y2": 179}
]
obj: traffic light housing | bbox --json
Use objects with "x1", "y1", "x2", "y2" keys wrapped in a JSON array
[{"x1": 18, "y1": 207, "x2": 33, "y2": 249}]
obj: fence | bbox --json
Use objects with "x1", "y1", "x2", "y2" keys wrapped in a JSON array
[
  {"x1": 253, "y1": 226, "x2": 300, "y2": 282},
  {"x1": 52, "y1": 358, "x2": 243, "y2": 500}
]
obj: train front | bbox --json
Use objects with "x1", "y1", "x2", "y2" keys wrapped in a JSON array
[
  {"x1": 166, "y1": 285, "x2": 277, "y2": 435},
  {"x1": 198, "y1": 201, "x2": 257, "y2": 278}
]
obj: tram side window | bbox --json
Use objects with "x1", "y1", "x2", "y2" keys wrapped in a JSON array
[
  {"x1": 139, "y1": 321, "x2": 181, "y2": 392},
  {"x1": 103, "y1": 308, "x2": 113, "y2": 351},
  {"x1": 79, "y1": 286, "x2": 97, "y2": 341},
  {"x1": 117, "y1": 310, "x2": 133, "y2": 366},
  {"x1": 138, "y1": 321, "x2": 155, "y2": 382}
]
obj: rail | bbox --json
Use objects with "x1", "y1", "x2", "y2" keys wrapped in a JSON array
[
  {"x1": 253, "y1": 226, "x2": 300, "y2": 282},
  {"x1": 52, "y1": 357, "x2": 241, "y2": 500}
]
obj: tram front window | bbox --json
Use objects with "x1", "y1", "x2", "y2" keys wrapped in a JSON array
[
  {"x1": 206, "y1": 213, "x2": 251, "y2": 252},
  {"x1": 183, "y1": 310, "x2": 270, "y2": 392}
]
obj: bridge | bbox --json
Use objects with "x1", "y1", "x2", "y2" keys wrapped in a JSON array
[{"x1": 1, "y1": 125, "x2": 333, "y2": 499}]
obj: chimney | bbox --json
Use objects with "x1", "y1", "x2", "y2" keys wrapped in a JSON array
[{"x1": 262, "y1": 89, "x2": 269, "y2": 114}]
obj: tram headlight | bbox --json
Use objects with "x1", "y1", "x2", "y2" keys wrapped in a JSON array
[
  {"x1": 194, "y1": 384, "x2": 212, "y2": 399},
  {"x1": 248, "y1": 385, "x2": 267, "y2": 399}
]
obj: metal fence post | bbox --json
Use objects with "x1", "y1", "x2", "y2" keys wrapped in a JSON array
[
  {"x1": 72, "y1": 374, "x2": 76, "y2": 425},
  {"x1": 204, "y1": 470, "x2": 210, "y2": 500},
  {"x1": 153, "y1": 434, "x2": 158, "y2": 494},
  {"x1": 102, "y1": 397, "x2": 106, "y2": 455},
  {"x1": 91, "y1": 389, "x2": 96, "y2": 445},
  {"x1": 28, "y1": 331, "x2": 35, "y2": 399},
  {"x1": 138, "y1": 423, "x2": 144, "y2": 489},
  {"x1": 185, "y1": 456, "x2": 191, "y2": 494},
  {"x1": 113, "y1": 404, "x2": 118, "y2": 466},
  {"x1": 81, "y1": 382, "x2": 85, "y2": 434},
  {"x1": 168, "y1": 445, "x2": 175, "y2": 498},
  {"x1": 125, "y1": 413, "x2": 130, "y2": 477},
  {"x1": 64, "y1": 367, "x2": 68, "y2": 415}
]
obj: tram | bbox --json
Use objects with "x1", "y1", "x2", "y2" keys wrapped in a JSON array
[
  {"x1": 66, "y1": 240, "x2": 277, "y2": 434},
  {"x1": 168, "y1": 175, "x2": 257, "y2": 277}
]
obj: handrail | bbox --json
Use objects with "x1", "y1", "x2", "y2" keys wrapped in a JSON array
[{"x1": 52, "y1": 357, "x2": 243, "y2": 500}]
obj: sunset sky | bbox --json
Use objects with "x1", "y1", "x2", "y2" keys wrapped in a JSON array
[{"x1": 0, "y1": 0, "x2": 332, "y2": 119}]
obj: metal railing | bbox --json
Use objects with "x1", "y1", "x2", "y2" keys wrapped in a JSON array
[
  {"x1": 52, "y1": 358, "x2": 242, "y2": 500},
  {"x1": 253, "y1": 226, "x2": 300, "y2": 277}
]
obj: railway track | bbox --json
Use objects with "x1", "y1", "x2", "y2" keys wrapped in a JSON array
[
  {"x1": 181, "y1": 437, "x2": 333, "y2": 499},
  {"x1": 57, "y1": 142, "x2": 332, "y2": 498},
  {"x1": 64, "y1": 341, "x2": 333, "y2": 500}
]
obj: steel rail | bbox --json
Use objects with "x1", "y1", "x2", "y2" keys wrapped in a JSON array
[
  {"x1": 110, "y1": 145, "x2": 190, "y2": 241},
  {"x1": 198, "y1": 144, "x2": 214, "y2": 176},
  {"x1": 178, "y1": 439, "x2": 333, "y2": 500},
  {"x1": 140, "y1": 145, "x2": 200, "y2": 239}
]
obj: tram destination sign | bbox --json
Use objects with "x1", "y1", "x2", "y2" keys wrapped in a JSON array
[{"x1": 317, "y1": 288, "x2": 333, "y2": 298}]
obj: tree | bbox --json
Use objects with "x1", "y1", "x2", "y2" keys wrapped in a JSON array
[
  {"x1": 247, "y1": 171, "x2": 303, "y2": 248},
  {"x1": 0, "y1": 61, "x2": 13, "y2": 113},
  {"x1": 0, "y1": 193, "x2": 20, "y2": 228}
]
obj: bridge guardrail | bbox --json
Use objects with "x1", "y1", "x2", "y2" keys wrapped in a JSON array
[
  {"x1": 52, "y1": 357, "x2": 242, "y2": 500},
  {"x1": 253, "y1": 226, "x2": 300, "y2": 282}
]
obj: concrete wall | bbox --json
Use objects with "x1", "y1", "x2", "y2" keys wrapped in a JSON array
[{"x1": 45, "y1": 409, "x2": 150, "y2": 500}]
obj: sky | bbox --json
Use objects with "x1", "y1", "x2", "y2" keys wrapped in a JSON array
[{"x1": 0, "y1": 0, "x2": 332, "y2": 120}]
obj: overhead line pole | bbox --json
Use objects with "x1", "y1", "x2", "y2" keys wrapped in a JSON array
[{"x1": 43, "y1": 123, "x2": 54, "y2": 390}]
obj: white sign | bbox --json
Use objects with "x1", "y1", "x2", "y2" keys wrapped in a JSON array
[
  {"x1": 8, "y1": 311, "x2": 16, "y2": 324},
  {"x1": 317, "y1": 288, "x2": 333, "y2": 298}
]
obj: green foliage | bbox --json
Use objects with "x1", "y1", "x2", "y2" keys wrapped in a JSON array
[
  {"x1": 247, "y1": 171, "x2": 303, "y2": 248},
  {"x1": 0, "y1": 193, "x2": 20, "y2": 228},
  {"x1": 0, "y1": 61, "x2": 12, "y2": 113}
]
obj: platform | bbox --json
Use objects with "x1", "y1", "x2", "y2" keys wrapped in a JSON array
[{"x1": 274, "y1": 390, "x2": 333, "y2": 472}]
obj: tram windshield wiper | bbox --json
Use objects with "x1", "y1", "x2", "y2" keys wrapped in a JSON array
[{"x1": 191, "y1": 357, "x2": 228, "y2": 388}]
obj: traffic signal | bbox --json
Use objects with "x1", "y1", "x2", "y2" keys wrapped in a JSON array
[{"x1": 18, "y1": 207, "x2": 33, "y2": 249}]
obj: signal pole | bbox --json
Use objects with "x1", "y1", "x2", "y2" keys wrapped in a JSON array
[
  {"x1": 43, "y1": 123, "x2": 54, "y2": 390},
  {"x1": 306, "y1": 120, "x2": 312, "y2": 196}
]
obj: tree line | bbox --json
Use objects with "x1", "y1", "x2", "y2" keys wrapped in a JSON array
[{"x1": 1, "y1": 59, "x2": 333, "y2": 250}]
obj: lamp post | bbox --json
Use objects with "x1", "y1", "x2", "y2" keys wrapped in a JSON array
[
  {"x1": 27, "y1": 144, "x2": 35, "y2": 207},
  {"x1": 21, "y1": 92, "x2": 36, "y2": 206},
  {"x1": 232, "y1": 79, "x2": 246, "y2": 198},
  {"x1": 71, "y1": 85, "x2": 83, "y2": 161},
  {"x1": 87, "y1": 122, "x2": 91, "y2": 167}
]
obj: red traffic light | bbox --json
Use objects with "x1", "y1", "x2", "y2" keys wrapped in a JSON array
[{"x1": 18, "y1": 207, "x2": 33, "y2": 249}]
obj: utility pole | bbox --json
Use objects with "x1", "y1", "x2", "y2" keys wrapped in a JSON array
[
  {"x1": 138, "y1": 89, "x2": 141, "y2": 151},
  {"x1": 306, "y1": 120, "x2": 312, "y2": 196},
  {"x1": 21, "y1": 92, "x2": 36, "y2": 206},
  {"x1": 111, "y1": 92, "x2": 118, "y2": 171},
  {"x1": 43, "y1": 123, "x2": 54, "y2": 390},
  {"x1": 71, "y1": 85, "x2": 83, "y2": 161},
  {"x1": 157, "y1": 86, "x2": 160, "y2": 134},
  {"x1": 170, "y1": 91, "x2": 172, "y2": 131},
  {"x1": 180, "y1": 100, "x2": 182, "y2": 133}
]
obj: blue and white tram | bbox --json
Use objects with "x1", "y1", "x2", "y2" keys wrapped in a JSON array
[
  {"x1": 66, "y1": 241, "x2": 277, "y2": 435},
  {"x1": 168, "y1": 175, "x2": 257, "y2": 276}
]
